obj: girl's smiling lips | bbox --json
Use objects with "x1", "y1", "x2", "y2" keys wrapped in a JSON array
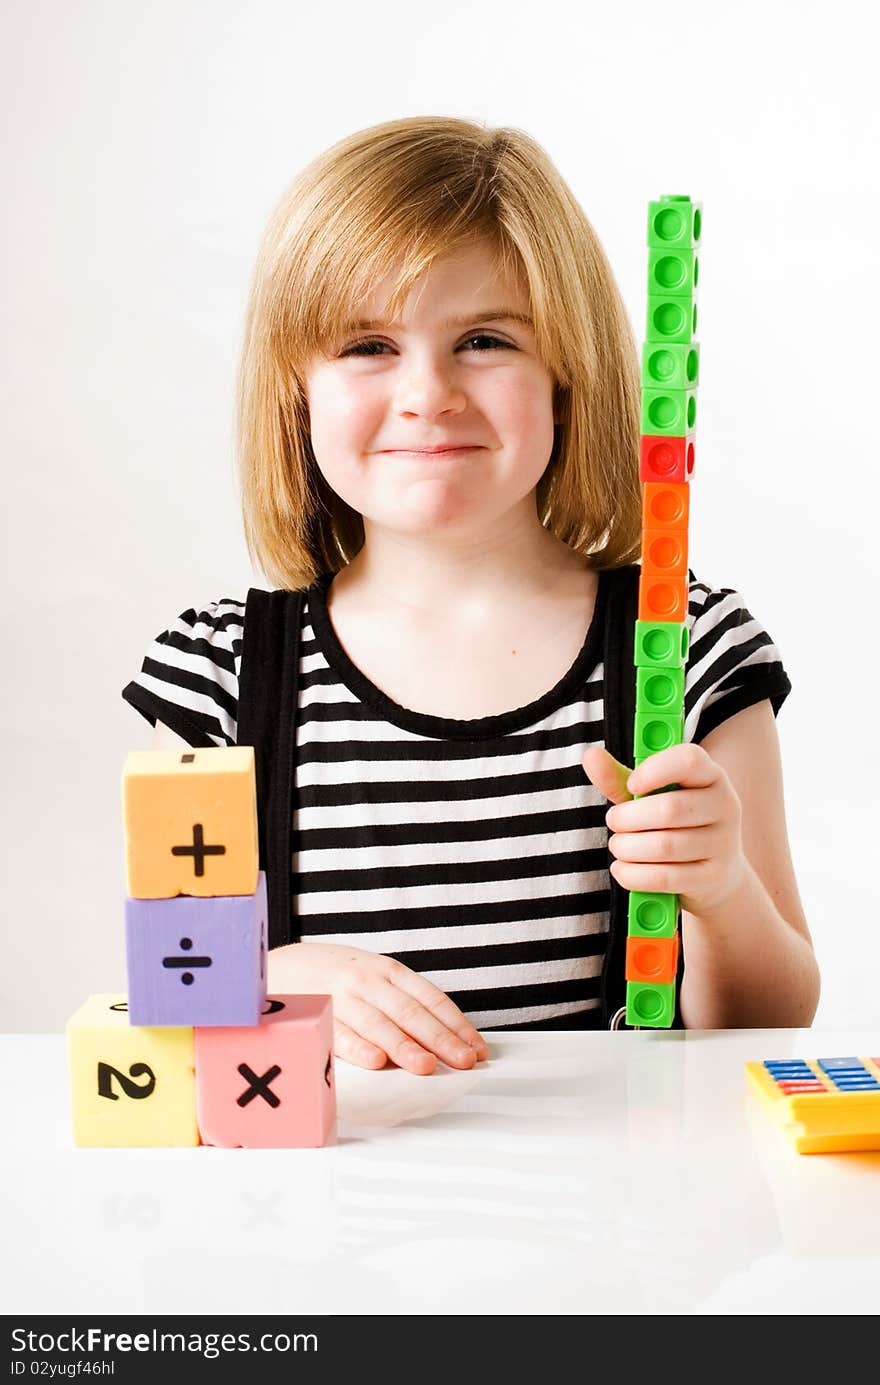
[{"x1": 379, "y1": 445, "x2": 485, "y2": 455}]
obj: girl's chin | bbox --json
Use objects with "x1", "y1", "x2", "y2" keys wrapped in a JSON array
[
  {"x1": 372, "y1": 478, "x2": 483, "y2": 530},
  {"x1": 375, "y1": 511, "x2": 471, "y2": 535}
]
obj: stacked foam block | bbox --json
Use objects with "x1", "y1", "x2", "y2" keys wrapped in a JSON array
[
  {"x1": 66, "y1": 746, "x2": 336, "y2": 1147},
  {"x1": 624, "y1": 194, "x2": 701, "y2": 1029}
]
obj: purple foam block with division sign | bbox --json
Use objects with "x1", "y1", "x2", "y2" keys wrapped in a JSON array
[{"x1": 125, "y1": 871, "x2": 267, "y2": 1026}]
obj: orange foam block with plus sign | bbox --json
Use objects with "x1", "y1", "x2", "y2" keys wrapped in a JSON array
[
  {"x1": 195, "y1": 995, "x2": 336, "y2": 1148},
  {"x1": 122, "y1": 746, "x2": 259, "y2": 899}
]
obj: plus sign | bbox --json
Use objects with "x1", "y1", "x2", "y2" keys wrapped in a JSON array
[{"x1": 170, "y1": 823, "x2": 226, "y2": 877}]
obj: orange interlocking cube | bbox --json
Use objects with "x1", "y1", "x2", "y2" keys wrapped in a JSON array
[
  {"x1": 625, "y1": 933, "x2": 680, "y2": 986},
  {"x1": 641, "y1": 528, "x2": 688, "y2": 577},
  {"x1": 643, "y1": 481, "x2": 690, "y2": 533},
  {"x1": 122, "y1": 747, "x2": 259, "y2": 899},
  {"x1": 637, "y1": 573, "x2": 689, "y2": 623}
]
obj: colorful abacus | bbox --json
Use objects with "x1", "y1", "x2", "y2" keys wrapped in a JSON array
[
  {"x1": 625, "y1": 195, "x2": 701, "y2": 1029},
  {"x1": 746, "y1": 1057, "x2": 880, "y2": 1153},
  {"x1": 66, "y1": 746, "x2": 337, "y2": 1147}
]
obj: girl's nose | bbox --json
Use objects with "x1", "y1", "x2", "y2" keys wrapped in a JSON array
[{"x1": 394, "y1": 356, "x2": 467, "y2": 417}]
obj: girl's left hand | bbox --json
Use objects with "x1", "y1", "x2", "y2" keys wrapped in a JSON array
[{"x1": 581, "y1": 742, "x2": 748, "y2": 918}]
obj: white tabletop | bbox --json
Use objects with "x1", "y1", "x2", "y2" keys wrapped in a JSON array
[{"x1": 2, "y1": 1028, "x2": 878, "y2": 1315}]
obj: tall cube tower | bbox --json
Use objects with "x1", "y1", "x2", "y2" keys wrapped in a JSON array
[{"x1": 625, "y1": 194, "x2": 702, "y2": 1029}]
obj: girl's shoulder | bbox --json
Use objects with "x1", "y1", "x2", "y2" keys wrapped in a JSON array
[
  {"x1": 682, "y1": 569, "x2": 793, "y2": 744},
  {"x1": 121, "y1": 594, "x2": 248, "y2": 747}
]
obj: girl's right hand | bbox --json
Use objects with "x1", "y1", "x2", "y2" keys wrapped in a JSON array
[{"x1": 267, "y1": 941, "x2": 489, "y2": 1076}]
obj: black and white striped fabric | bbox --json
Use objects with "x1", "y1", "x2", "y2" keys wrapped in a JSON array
[{"x1": 122, "y1": 570, "x2": 792, "y2": 1031}]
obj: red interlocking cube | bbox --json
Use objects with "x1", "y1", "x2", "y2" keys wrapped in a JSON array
[{"x1": 640, "y1": 434, "x2": 695, "y2": 484}]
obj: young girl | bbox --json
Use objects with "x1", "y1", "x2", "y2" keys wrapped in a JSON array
[{"x1": 122, "y1": 116, "x2": 820, "y2": 1075}]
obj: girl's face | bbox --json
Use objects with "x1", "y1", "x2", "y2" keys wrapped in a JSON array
[{"x1": 300, "y1": 240, "x2": 559, "y2": 538}]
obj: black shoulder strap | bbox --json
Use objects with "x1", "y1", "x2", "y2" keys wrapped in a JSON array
[
  {"x1": 236, "y1": 586, "x2": 305, "y2": 950},
  {"x1": 598, "y1": 563, "x2": 685, "y2": 1028}
]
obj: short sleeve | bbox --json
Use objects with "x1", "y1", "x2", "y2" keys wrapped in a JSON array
[
  {"x1": 121, "y1": 597, "x2": 246, "y2": 747},
  {"x1": 683, "y1": 572, "x2": 792, "y2": 745}
]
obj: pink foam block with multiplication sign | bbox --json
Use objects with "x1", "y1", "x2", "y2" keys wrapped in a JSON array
[{"x1": 194, "y1": 995, "x2": 336, "y2": 1148}]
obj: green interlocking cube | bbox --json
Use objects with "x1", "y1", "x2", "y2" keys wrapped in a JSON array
[
  {"x1": 647, "y1": 196, "x2": 702, "y2": 250},
  {"x1": 641, "y1": 341, "x2": 700, "y2": 391},
  {"x1": 641, "y1": 388, "x2": 698, "y2": 437},
  {"x1": 628, "y1": 891, "x2": 679, "y2": 939},
  {"x1": 636, "y1": 666, "x2": 685, "y2": 716},
  {"x1": 648, "y1": 247, "x2": 699, "y2": 299},
  {"x1": 634, "y1": 710, "x2": 684, "y2": 760},
  {"x1": 626, "y1": 980, "x2": 676, "y2": 1028},
  {"x1": 646, "y1": 294, "x2": 698, "y2": 344},
  {"x1": 634, "y1": 620, "x2": 689, "y2": 669}
]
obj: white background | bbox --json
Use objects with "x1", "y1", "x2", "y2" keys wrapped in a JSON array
[{"x1": 2, "y1": 0, "x2": 877, "y2": 1031}]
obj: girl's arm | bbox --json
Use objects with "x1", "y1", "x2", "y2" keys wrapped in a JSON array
[
  {"x1": 584, "y1": 700, "x2": 821, "y2": 1028},
  {"x1": 675, "y1": 700, "x2": 820, "y2": 1027}
]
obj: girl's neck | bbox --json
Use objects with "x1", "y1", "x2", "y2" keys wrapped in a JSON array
[
  {"x1": 320, "y1": 512, "x2": 599, "y2": 721},
  {"x1": 331, "y1": 514, "x2": 590, "y2": 619}
]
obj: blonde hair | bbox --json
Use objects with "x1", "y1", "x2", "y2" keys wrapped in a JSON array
[{"x1": 236, "y1": 116, "x2": 642, "y2": 590}]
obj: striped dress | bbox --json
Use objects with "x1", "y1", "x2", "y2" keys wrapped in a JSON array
[{"x1": 121, "y1": 568, "x2": 791, "y2": 1031}]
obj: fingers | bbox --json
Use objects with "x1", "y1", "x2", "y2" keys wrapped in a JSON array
[
  {"x1": 333, "y1": 1018, "x2": 389, "y2": 1072},
  {"x1": 340, "y1": 995, "x2": 443, "y2": 1075},
  {"x1": 295, "y1": 943, "x2": 490, "y2": 1077},
  {"x1": 374, "y1": 979, "x2": 486, "y2": 1070},
  {"x1": 606, "y1": 787, "x2": 718, "y2": 833},
  {"x1": 581, "y1": 745, "x2": 633, "y2": 805},
  {"x1": 609, "y1": 857, "x2": 715, "y2": 898},
  {"x1": 627, "y1": 743, "x2": 719, "y2": 796},
  {"x1": 387, "y1": 961, "x2": 489, "y2": 1057},
  {"x1": 336, "y1": 962, "x2": 489, "y2": 1075},
  {"x1": 609, "y1": 823, "x2": 720, "y2": 864}
]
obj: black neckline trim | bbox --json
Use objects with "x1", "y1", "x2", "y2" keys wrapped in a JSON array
[{"x1": 305, "y1": 568, "x2": 610, "y2": 741}]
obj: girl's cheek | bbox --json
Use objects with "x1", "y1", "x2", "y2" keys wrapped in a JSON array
[{"x1": 333, "y1": 387, "x2": 383, "y2": 438}]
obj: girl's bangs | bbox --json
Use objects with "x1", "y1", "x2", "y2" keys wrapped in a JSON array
[{"x1": 290, "y1": 217, "x2": 518, "y2": 368}]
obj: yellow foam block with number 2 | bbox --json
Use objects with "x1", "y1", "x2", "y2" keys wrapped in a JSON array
[{"x1": 122, "y1": 746, "x2": 259, "y2": 899}]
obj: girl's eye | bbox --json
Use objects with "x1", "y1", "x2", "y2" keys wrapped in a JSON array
[
  {"x1": 340, "y1": 333, "x2": 512, "y2": 358},
  {"x1": 461, "y1": 334, "x2": 513, "y2": 352}
]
